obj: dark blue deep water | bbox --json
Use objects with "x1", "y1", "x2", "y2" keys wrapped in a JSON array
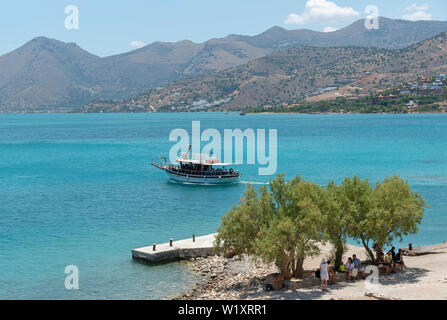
[{"x1": 1, "y1": 113, "x2": 446, "y2": 299}]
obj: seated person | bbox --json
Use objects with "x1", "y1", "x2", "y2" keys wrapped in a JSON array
[
  {"x1": 357, "y1": 263, "x2": 367, "y2": 279},
  {"x1": 352, "y1": 254, "x2": 361, "y2": 279},
  {"x1": 393, "y1": 248, "x2": 406, "y2": 270},
  {"x1": 326, "y1": 260, "x2": 336, "y2": 285},
  {"x1": 377, "y1": 252, "x2": 391, "y2": 274},
  {"x1": 384, "y1": 251, "x2": 395, "y2": 272},
  {"x1": 345, "y1": 258, "x2": 355, "y2": 280},
  {"x1": 388, "y1": 246, "x2": 396, "y2": 260},
  {"x1": 352, "y1": 254, "x2": 361, "y2": 268}
]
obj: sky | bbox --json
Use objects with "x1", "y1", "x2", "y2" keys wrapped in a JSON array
[{"x1": 0, "y1": 0, "x2": 446, "y2": 57}]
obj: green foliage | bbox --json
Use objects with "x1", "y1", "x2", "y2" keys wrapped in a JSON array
[
  {"x1": 341, "y1": 176, "x2": 426, "y2": 262},
  {"x1": 339, "y1": 177, "x2": 377, "y2": 261},
  {"x1": 417, "y1": 104, "x2": 440, "y2": 112},
  {"x1": 215, "y1": 175, "x2": 326, "y2": 279},
  {"x1": 246, "y1": 94, "x2": 444, "y2": 114},
  {"x1": 215, "y1": 174, "x2": 426, "y2": 277},
  {"x1": 322, "y1": 182, "x2": 351, "y2": 269},
  {"x1": 214, "y1": 185, "x2": 272, "y2": 256},
  {"x1": 370, "y1": 176, "x2": 426, "y2": 257}
]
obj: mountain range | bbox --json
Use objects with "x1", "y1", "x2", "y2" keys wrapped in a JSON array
[
  {"x1": 83, "y1": 31, "x2": 447, "y2": 112},
  {"x1": 2, "y1": 17, "x2": 447, "y2": 112}
]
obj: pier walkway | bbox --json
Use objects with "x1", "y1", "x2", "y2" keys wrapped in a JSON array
[{"x1": 132, "y1": 233, "x2": 217, "y2": 264}]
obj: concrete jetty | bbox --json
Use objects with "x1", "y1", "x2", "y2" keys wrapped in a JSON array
[
  {"x1": 403, "y1": 240, "x2": 447, "y2": 256},
  {"x1": 132, "y1": 233, "x2": 217, "y2": 264}
]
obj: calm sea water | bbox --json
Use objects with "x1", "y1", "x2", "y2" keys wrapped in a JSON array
[{"x1": 1, "y1": 113, "x2": 447, "y2": 299}]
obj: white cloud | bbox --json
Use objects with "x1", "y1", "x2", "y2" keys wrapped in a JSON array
[
  {"x1": 405, "y1": 3, "x2": 429, "y2": 12},
  {"x1": 402, "y1": 11, "x2": 432, "y2": 21},
  {"x1": 130, "y1": 41, "x2": 145, "y2": 49},
  {"x1": 323, "y1": 26, "x2": 338, "y2": 32},
  {"x1": 402, "y1": 3, "x2": 432, "y2": 21},
  {"x1": 285, "y1": 0, "x2": 359, "y2": 25}
]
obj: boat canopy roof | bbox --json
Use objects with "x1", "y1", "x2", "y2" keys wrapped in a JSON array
[{"x1": 176, "y1": 153, "x2": 236, "y2": 166}]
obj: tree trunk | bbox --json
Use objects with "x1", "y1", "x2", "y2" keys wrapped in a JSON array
[
  {"x1": 280, "y1": 261, "x2": 292, "y2": 279},
  {"x1": 334, "y1": 240, "x2": 344, "y2": 270},
  {"x1": 292, "y1": 257, "x2": 304, "y2": 278},
  {"x1": 361, "y1": 237, "x2": 376, "y2": 263},
  {"x1": 376, "y1": 243, "x2": 383, "y2": 262},
  {"x1": 279, "y1": 252, "x2": 292, "y2": 280}
]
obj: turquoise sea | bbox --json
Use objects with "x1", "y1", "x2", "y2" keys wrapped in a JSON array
[{"x1": 1, "y1": 113, "x2": 447, "y2": 299}]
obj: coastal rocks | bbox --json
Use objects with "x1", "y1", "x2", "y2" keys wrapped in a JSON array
[
  {"x1": 178, "y1": 254, "x2": 375, "y2": 299},
  {"x1": 364, "y1": 292, "x2": 397, "y2": 300},
  {"x1": 177, "y1": 254, "x2": 278, "y2": 300}
]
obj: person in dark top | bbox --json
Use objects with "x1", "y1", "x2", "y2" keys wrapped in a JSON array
[
  {"x1": 394, "y1": 248, "x2": 406, "y2": 270},
  {"x1": 372, "y1": 242, "x2": 378, "y2": 252}
]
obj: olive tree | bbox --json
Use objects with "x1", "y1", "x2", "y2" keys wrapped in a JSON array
[
  {"x1": 342, "y1": 176, "x2": 426, "y2": 262},
  {"x1": 215, "y1": 174, "x2": 326, "y2": 279},
  {"x1": 320, "y1": 181, "x2": 350, "y2": 270},
  {"x1": 214, "y1": 185, "x2": 273, "y2": 257},
  {"x1": 369, "y1": 176, "x2": 426, "y2": 257},
  {"x1": 339, "y1": 176, "x2": 377, "y2": 262}
]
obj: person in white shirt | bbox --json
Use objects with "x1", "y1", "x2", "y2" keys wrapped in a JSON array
[{"x1": 320, "y1": 258, "x2": 330, "y2": 291}]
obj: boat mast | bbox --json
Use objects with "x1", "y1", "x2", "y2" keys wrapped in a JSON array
[{"x1": 183, "y1": 145, "x2": 192, "y2": 159}]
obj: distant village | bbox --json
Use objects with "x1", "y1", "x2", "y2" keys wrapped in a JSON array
[
  {"x1": 399, "y1": 74, "x2": 446, "y2": 95},
  {"x1": 249, "y1": 73, "x2": 447, "y2": 114},
  {"x1": 82, "y1": 74, "x2": 447, "y2": 114},
  {"x1": 380, "y1": 74, "x2": 447, "y2": 112}
]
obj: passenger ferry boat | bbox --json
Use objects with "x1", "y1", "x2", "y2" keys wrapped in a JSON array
[{"x1": 151, "y1": 147, "x2": 240, "y2": 184}]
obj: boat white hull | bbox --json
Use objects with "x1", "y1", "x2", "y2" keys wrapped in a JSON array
[{"x1": 166, "y1": 171, "x2": 239, "y2": 184}]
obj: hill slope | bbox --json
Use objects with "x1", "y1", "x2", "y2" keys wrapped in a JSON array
[
  {"x1": 85, "y1": 32, "x2": 447, "y2": 112},
  {"x1": 3, "y1": 17, "x2": 447, "y2": 111}
]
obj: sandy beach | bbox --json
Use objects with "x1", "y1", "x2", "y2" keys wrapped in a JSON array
[{"x1": 179, "y1": 242, "x2": 447, "y2": 300}]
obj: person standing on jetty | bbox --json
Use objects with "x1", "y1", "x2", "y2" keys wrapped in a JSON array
[{"x1": 320, "y1": 258, "x2": 330, "y2": 291}]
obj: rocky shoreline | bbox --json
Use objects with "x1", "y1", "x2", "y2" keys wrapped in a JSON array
[
  {"x1": 174, "y1": 241, "x2": 447, "y2": 300},
  {"x1": 175, "y1": 255, "x2": 278, "y2": 300}
]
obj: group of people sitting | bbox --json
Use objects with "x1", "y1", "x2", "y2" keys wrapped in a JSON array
[
  {"x1": 318, "y1": 246, "x2": 406, "y2": 291},
  {"x1": 377, "y1": 247, "x2": 406, "y2": 274},
  {"x1": 342, "y1": 254, "x2": 366, "y2": 281}
]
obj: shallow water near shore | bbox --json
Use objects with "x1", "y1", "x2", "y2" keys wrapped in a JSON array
[{"x1": 1, "y1": 112, "x2": 447, "y2": 299}]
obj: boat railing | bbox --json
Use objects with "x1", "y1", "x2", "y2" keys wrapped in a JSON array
[
  {"x1": 181, "y1": 153, "x2": 213, "y2": 159},
  {"x1": 165, "y1": 165, "x2": 238, "y2": 176}
]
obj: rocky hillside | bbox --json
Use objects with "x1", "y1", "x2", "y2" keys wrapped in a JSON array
[
  {"x1": 3, "y1": 18, "x2": 447, "y2": 111},
  {"x1": 83, "y1": 32, "x2": 447, "y2": 112}
]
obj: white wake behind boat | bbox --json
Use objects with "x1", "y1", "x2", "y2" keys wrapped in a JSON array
[{"x1": 151, "y1": 147, "x2": 240, "y2": 185}]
